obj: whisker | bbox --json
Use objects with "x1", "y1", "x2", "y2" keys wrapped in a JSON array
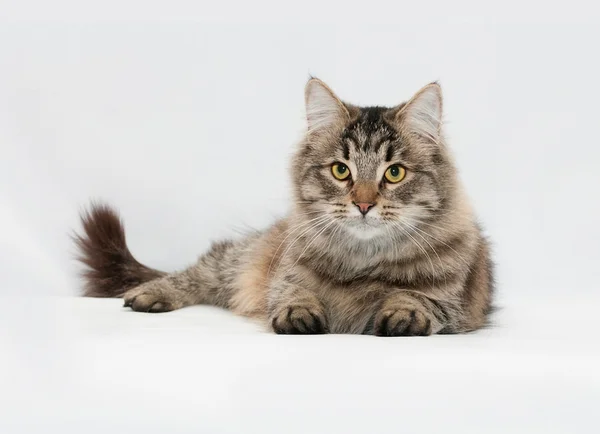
[
  {"x1": 400, "y1": 219, "x2": 448, "y2": 288},
  {"x1": 388, "y1": 220, "x2": 436, "y2": 290},
  {"x1": 267, "y1": 215, "x2": 331, "y2": 277},
  {"x1": 402, "y1": 217, "x2": 470, "y2": 267},
  {"x1": 290, "y1": 218, "x2": 339, "y2": 269},
  {"x1": 274, "y1": 217, "x2": 334, "y2": 274},
  {"x1": 391, "y1": 210, "x2": 458, "y2": 230}
]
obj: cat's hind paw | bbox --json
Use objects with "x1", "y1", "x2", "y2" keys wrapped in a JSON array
[{"x1": 123, "y1": 282, "x2": 182, "y2": 313}]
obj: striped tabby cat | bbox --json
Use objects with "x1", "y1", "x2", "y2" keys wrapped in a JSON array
[{"x1": 75, "y1": 78, "x2": 494, "y2": 336}]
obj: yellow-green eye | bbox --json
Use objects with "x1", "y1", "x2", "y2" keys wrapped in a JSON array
[
  {"x1": 384, "y1": 165, "x2": 406, "y2": 183},
  {"x1": 331, "y1": 163, "x2": 351, "y2": 180}
]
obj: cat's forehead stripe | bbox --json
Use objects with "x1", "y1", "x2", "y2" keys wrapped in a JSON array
[
  {"x1": 342, "y1": 140, "x2": 350, "y2": 160},
  {"x1": 385, "y1": 144, "x2": 394, "y2": 162},
  {"x1": 341, "y1": 106, "x2": 400, "y2": 157}
]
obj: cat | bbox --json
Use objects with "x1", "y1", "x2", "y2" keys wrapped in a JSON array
[{"x1": 74, "y1": 78, "x2": 494, "y2": 336}]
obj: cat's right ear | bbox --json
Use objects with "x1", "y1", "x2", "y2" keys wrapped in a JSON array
[{"x1": 305, "y1": 78, "x2": 349, "y2": 135}]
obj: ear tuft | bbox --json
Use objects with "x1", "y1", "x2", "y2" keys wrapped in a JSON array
[
  {"x1": 397, "y1": 83, "x2": 443, "y2": 143},
  {"x1": 305, "y1": 78, "x2": 348, "y2": 134}
]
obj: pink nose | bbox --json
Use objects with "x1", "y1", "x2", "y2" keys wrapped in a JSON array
[{"x1": 353, "y1": 202, "x2": 376, "y2": 216}]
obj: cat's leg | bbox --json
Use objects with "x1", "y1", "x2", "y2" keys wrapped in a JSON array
[
  {"x1": 123, "y1": 241, "x2": 241, "y2": 313},
  {"x1": 123, "y1": 269, "x2": 212, "y2": 313},
  {"x1": 372, "y1": 290, "x2": 457, "y2": 336},
  {"x1": 267, "y1": 268, "x2": 328, "y2": 334}
]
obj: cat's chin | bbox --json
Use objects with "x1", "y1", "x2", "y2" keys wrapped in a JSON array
[{"x1": 343, "y1": 219, "x2": 386, "y2": 240}]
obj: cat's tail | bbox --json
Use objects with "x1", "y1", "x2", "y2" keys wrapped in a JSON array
[{"x1": 73, "y1": 202, "x2": 166, "y2": 297}]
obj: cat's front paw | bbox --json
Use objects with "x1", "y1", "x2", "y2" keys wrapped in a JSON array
[
  {"x1": 123, "y1": 282, "x2": 182, "y2": 313},
  {"x1": 374, "y1": 306, "x2": 433, "y2": 337},
  {"x1": 271, "y1": 305, "x2": 328, "y2": 334}
]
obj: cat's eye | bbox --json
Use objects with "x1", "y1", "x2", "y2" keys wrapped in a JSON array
[
  {"x1": 384, "y1": 165, "x2": 406, "y2": 183},
  {"x1": 331, "y1": 163, "x2": 351, "y2": 181}
]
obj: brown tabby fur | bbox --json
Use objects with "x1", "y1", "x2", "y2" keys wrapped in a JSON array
[{"x1": 74, "y1": 78, "x2": 494, "y2": 336}]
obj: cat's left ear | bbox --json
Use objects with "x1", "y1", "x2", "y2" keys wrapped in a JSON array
[
  {"x1": 305, "y1": 78, "x2": 350, "y2": 135},
  {"x1": 396, "y1": 82, "x2": 443, "y2": 143}
]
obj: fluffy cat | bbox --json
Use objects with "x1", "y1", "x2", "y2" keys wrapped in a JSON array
[{"x1": 74, "y1": 78, "x2": 494, "y2": 336}]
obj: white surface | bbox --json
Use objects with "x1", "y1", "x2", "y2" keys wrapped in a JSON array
[{"x1": 1, "y1": 296, "x2": 599, "y2": 434}]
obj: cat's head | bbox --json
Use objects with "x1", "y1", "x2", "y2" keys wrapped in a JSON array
[{"x1": 292, "y1": 78, "x2": 457, "y2": 241}]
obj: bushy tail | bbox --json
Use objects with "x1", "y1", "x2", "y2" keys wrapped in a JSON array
[{"x1": 73, "y1": 203, "x2": 165, "y2": 297}]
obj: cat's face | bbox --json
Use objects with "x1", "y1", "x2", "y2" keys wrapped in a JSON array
[{"x1": 293, "y1": 79, "x2": 455, "y2": 241}]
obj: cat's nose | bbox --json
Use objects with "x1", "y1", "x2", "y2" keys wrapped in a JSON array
[{"x1": 353, "y1": 201, "x2": 376, "y2": 216}]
